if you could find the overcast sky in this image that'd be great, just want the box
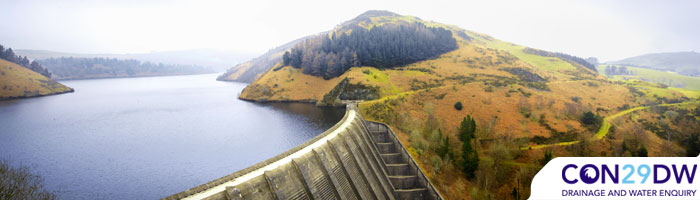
[1,0,698,62]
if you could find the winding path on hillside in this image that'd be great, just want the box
[520,101,695,150]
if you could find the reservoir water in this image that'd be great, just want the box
[0,74,345,199]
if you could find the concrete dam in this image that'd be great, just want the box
[164,104,442,200]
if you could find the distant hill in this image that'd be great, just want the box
[216,35,316,82]
[36,57,215,80]
[16,49,256,72]
[0,58,72,99]
[608,51,700,77]
[598,64,700,91]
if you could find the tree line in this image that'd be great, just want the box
[283,22,458,79]
[604,65,633,76]
[37,57,212,80]
[523,47,597,72]
[0,44,52,78]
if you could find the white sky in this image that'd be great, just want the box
[1,0,698,62]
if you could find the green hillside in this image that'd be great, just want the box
[598,64,700,91]
[0,58,73,99]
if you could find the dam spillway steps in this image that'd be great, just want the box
[166,105,442,200]
[366,123,440,200]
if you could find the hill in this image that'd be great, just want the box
[236,10,700,199]
[598,64,700,91]
[16,49,256,72]
[36,57,214,80]
[0,58,73,99]
[608,51,700,77]
[216,10,450,83]
[1,45,52,77]
[216,35,316,82]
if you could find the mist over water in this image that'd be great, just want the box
[0,74,345,199]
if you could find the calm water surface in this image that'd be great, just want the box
[0,74,345,199]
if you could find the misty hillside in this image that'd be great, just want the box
[608,51,700,77]
[216,35,316,82]
[0,44,73,99]
[37,57,215,80]
[598,64,700,90]
[16,49,256,72]
[0,58,73,99]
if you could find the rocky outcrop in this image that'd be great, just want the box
[319,78,380,106]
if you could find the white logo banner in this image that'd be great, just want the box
[530,156,700,200]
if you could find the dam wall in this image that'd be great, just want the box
[164,104,442,200]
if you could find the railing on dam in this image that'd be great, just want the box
[164,104,442,200]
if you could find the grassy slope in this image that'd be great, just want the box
[239,13,699,199]
[521,101,695,150]
[222,62,254,81]
[0,59,73,99]
[598,64,700,91]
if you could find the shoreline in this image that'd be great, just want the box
[237,96,350,108]
[0,88,74,101]
[52,72,218,81]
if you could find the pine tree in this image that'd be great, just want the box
[459,117,469,141]
[351,52,361,67]
[291,48,303,68]
[469,116,476,138]
[459,115,476,141]
[282,51,291,66]
[436,129,451,160]
[4,48,16,62]
[21,56,30,67]
[462,133,479,179]
[459,115,479,179]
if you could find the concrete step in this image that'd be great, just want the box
[396,188,428,200]
[388,175,417,189]
[371,131,390,143]
[380,153,403,164]
[376,142,396,154]
[385,163,410,176]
